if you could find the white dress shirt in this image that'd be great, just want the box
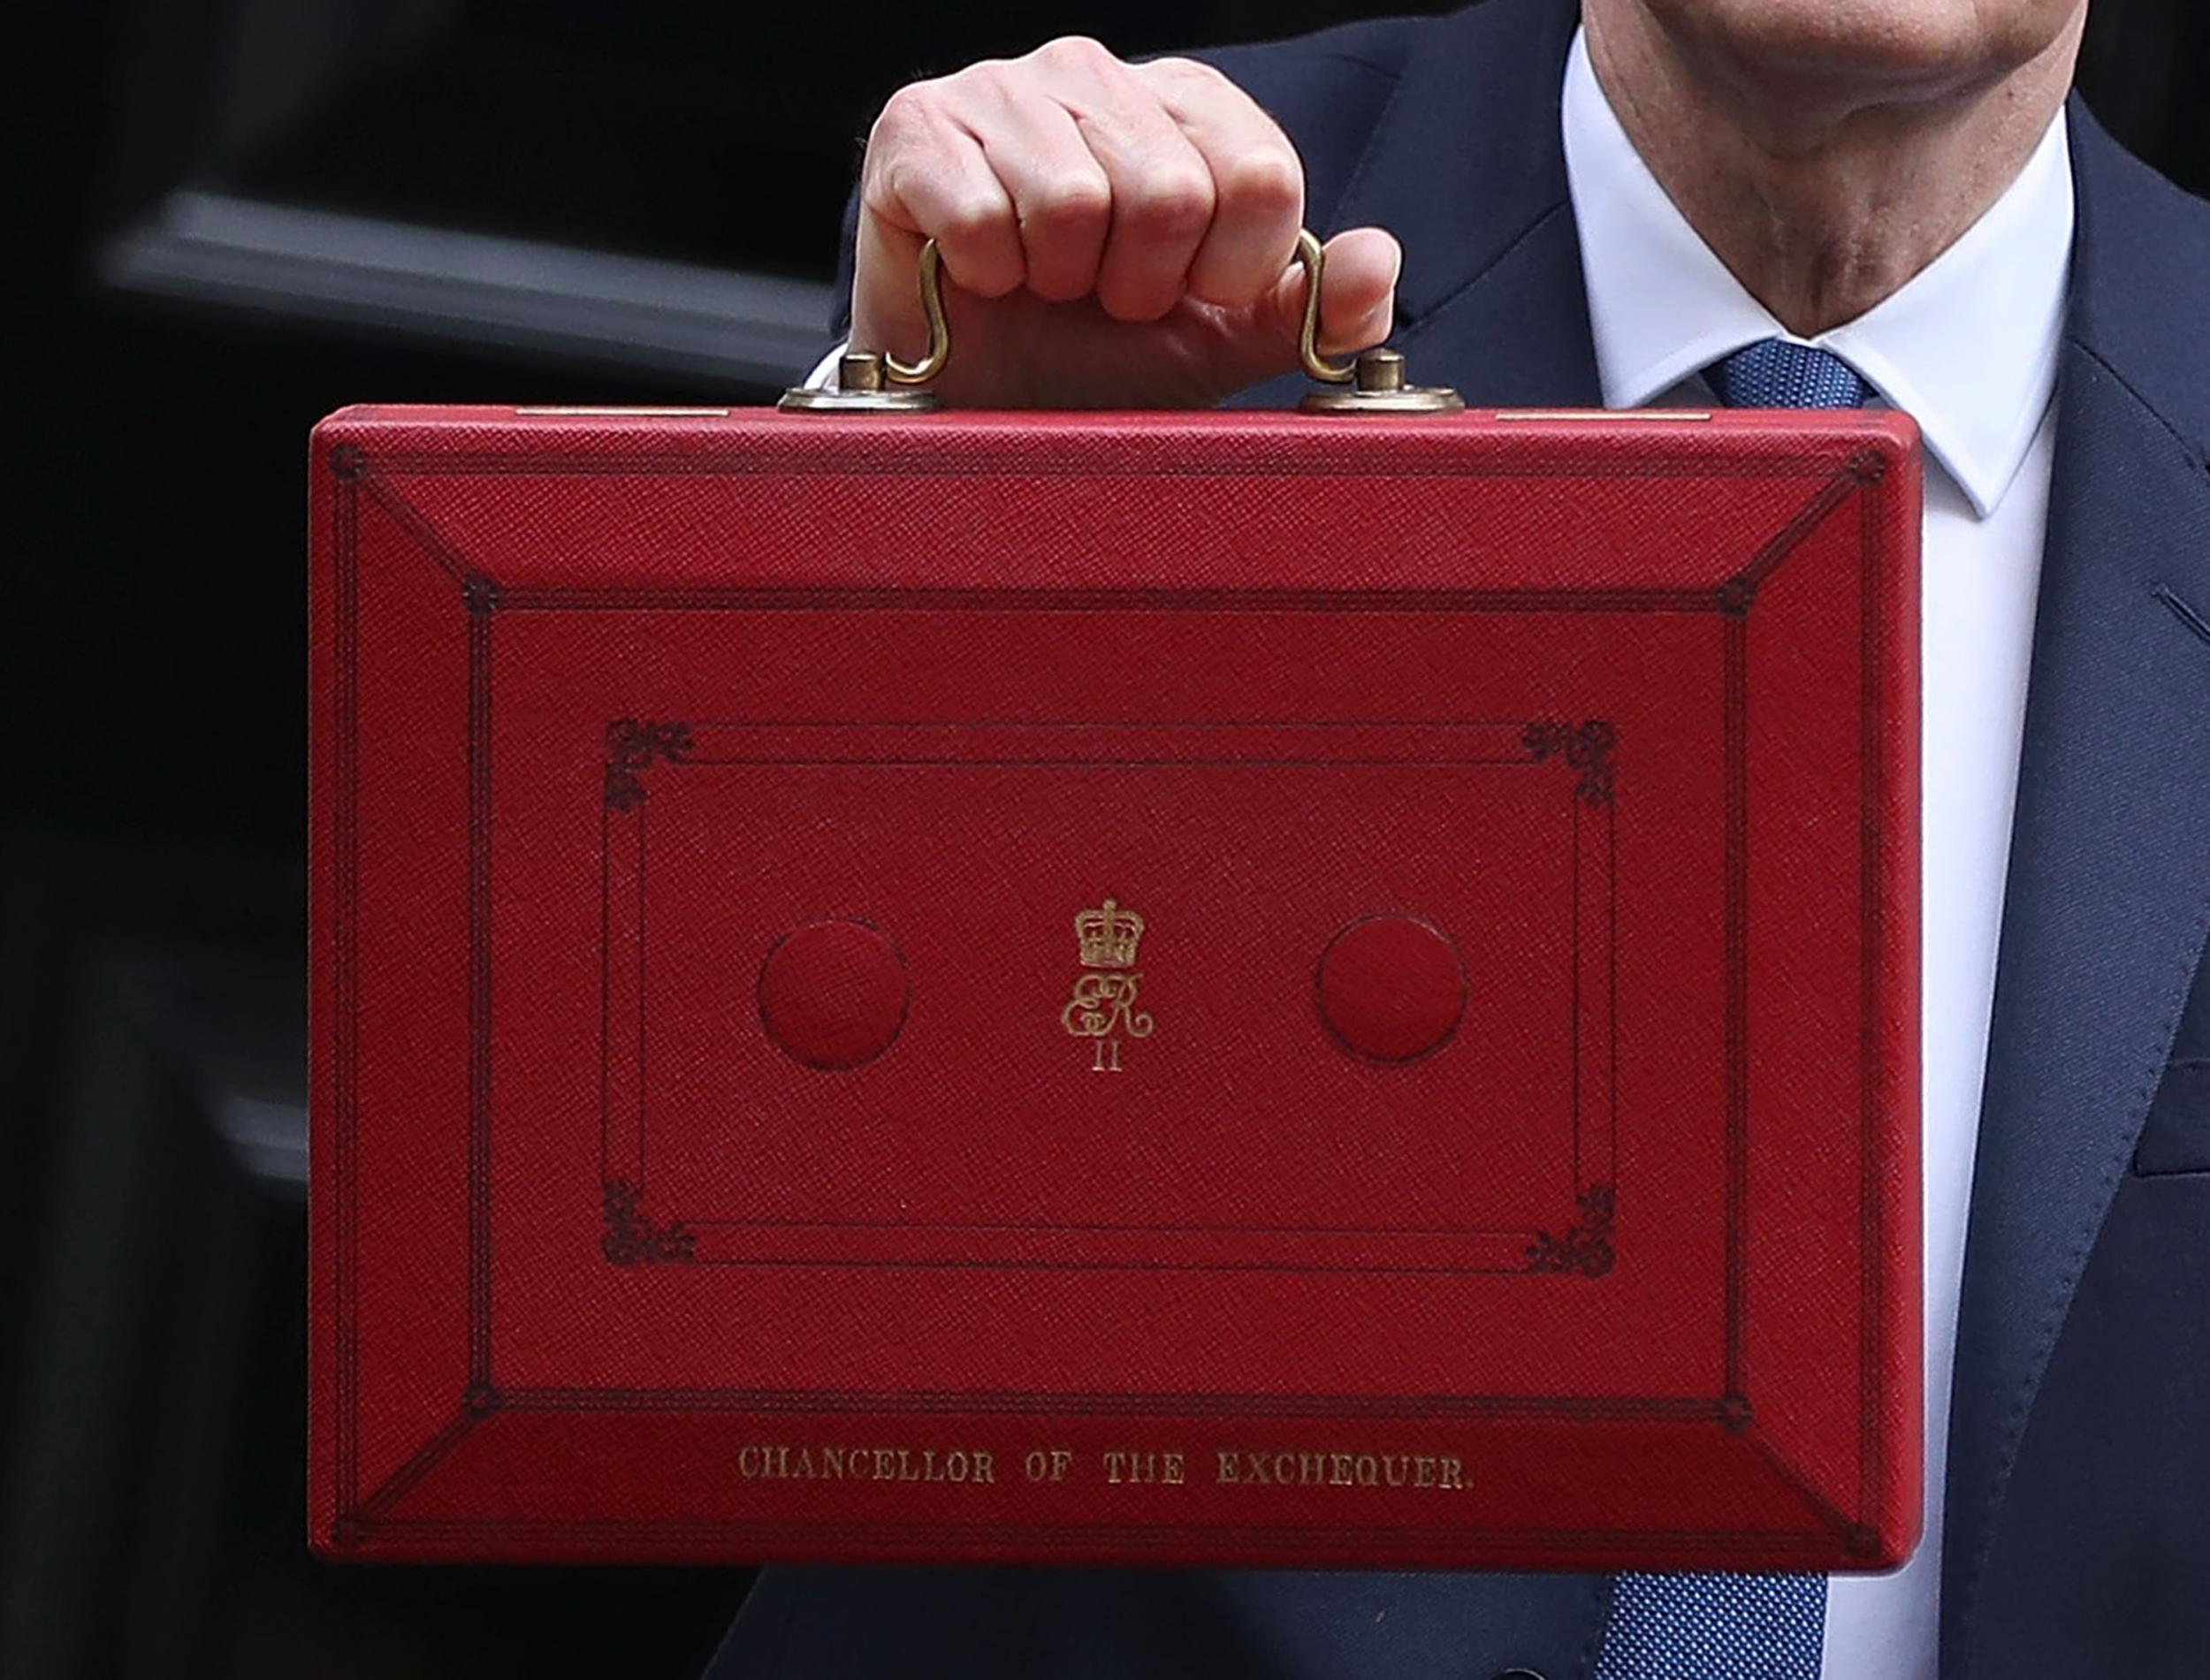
[805,38,2072,1673]
[1562,27,2072,1680]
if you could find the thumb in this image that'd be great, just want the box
[1202,226,1400,395]
[1265,226,1401,362]
[850,213,935,363]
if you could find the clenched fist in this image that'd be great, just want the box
[851,35,1402,407]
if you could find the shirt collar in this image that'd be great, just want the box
[1560,27,2072,517]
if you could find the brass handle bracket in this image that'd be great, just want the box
[1293,230,1463,415]
[781,228,1463,414]
[781,239,950,413]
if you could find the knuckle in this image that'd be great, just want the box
[1028,171,1113,233]
[857,167,900,222]
[1124,169,1216,239]
[1147,55,1231,94]
[1033,34,1115,71]
[948,57,1012,98]
[858,148,914,219]
[1146,54,1262,117]
[1145,53,1210,78]
[1218,150,1303,219]
[937,194,1010,252]
[867,82,936,149]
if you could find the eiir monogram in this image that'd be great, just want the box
[1060,898,1155,1072]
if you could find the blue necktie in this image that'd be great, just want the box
[1589,336,1864,1680]
[1703,337,1871,410]
[1593,1571,1828,1680]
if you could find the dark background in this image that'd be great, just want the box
[3,3,2205,1676]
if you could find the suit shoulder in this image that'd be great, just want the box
[1193,11,1433,94]
[2091,121,2210,275]
[1187,12,1442,227]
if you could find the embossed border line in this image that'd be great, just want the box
[322,445,1892,1558]
[595,718,1619,1277]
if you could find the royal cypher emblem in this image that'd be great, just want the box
[1060,897,1155,1072]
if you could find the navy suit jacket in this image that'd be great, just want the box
[713,2,2210,1674]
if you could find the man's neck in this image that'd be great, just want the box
[1581,1,2084,337]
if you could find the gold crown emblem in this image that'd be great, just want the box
[1074,898,1145,969]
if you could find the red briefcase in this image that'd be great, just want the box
[308,324,1920,1570]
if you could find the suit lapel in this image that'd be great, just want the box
[1942,102,2210,1676]
[1267,25,2210,1669]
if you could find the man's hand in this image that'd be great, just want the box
[852,36,1402,407]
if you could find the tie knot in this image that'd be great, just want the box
[1707,338,1870,410]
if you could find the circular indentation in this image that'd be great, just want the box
[758,919,910,1069]
[1315,914,1467,1063]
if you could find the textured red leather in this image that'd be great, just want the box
[308,403,1922,1572]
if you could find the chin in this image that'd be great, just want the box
[1635,0,2085,96]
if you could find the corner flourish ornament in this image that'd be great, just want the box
[1524,1183,1616,1276]
[601,1179,697,1265]
[604,719,693,810]
[1523,720,1617,806]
